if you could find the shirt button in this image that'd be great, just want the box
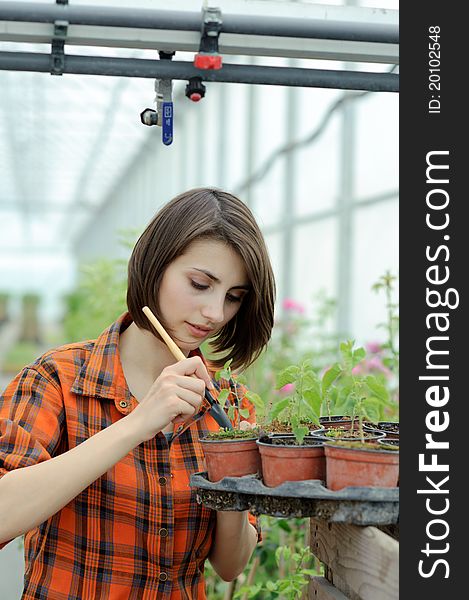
[158,476,167,486]
[119,400,128,409]
[159,528,168,537]
[159,572,168,582]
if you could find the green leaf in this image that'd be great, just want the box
[276,365,300,389]
[239,408,250,419]
[217,389,230,403]
[340,340,355,373]
[300,398,316,421]
[362,397,381,423]
[235,583,262,599]
[292,424,309,445]
[276,546,291,564]
[365,376,390,402]
[303,389,322,417]
[276,519,291,532]
[270,397,291,421]
[266,581,277,592]
[301,569,318,576]
[301,371,320,392]
[245,391,265,410]
[340,340,353,356]
[249,584,262,598]
[278,580,292,592]
[335,392,356,417]
[352,347,366,367]
[321,363,341,394]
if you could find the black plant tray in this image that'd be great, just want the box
[190,472,399,526]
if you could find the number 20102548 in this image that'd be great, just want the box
[428,26,441,114]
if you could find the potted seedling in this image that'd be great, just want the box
[318,364,358,431]
[318,342,399,490]
[199,359,265,482]
[312,341,390,443]
[256,360,326,487]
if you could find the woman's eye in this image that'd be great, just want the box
[227,294,242,303]
[191,280,209,291]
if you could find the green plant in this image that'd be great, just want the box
[62,229,140,342]
[328,340,394,441]
[235,544,315,599]
[214,359,264,430]
[243,292,339,418]
[204,516,318,600]
[270,360,323,445]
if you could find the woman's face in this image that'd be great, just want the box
[158,238,250,354]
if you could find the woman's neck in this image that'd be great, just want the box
[119,321,180,384]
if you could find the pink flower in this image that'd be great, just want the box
[368,356,393,378]
[279,383,295,395]
[366,341,382,354]
[352,364,365,375]
[282,298,305,314]
[352,357,393,378]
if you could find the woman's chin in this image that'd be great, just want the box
[172,335,200,354]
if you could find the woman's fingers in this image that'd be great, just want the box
[169,356,214,390]
[133,356,216,439]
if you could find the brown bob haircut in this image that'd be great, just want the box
[127,187,276,371]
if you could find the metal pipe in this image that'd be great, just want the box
[0,1,398,44]
[0,52,399,92]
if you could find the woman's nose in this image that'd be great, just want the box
[201,295,225,324]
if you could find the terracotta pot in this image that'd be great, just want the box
[324,443,399,490]
[257,436,325,487]
[199,437,261,482]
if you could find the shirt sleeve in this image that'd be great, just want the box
[0,365,65,550]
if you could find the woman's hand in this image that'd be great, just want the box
[128,356,214,442]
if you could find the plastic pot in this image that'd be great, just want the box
[319,416,358,430]
[376,421,400,440]
[310,427,385,443]
[199,437,261,483]
[324,443,399,490]
[257,436,325,488]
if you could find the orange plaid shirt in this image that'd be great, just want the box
[0,313,259,599]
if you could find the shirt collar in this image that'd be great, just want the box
[70,312,212,402]
[71,312,132,400]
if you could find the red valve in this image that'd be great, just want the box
[190,93,202,102]
[194,54,222,70]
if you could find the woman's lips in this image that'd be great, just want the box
[185,322,213,338]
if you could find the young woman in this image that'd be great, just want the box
[0,188,276,599]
